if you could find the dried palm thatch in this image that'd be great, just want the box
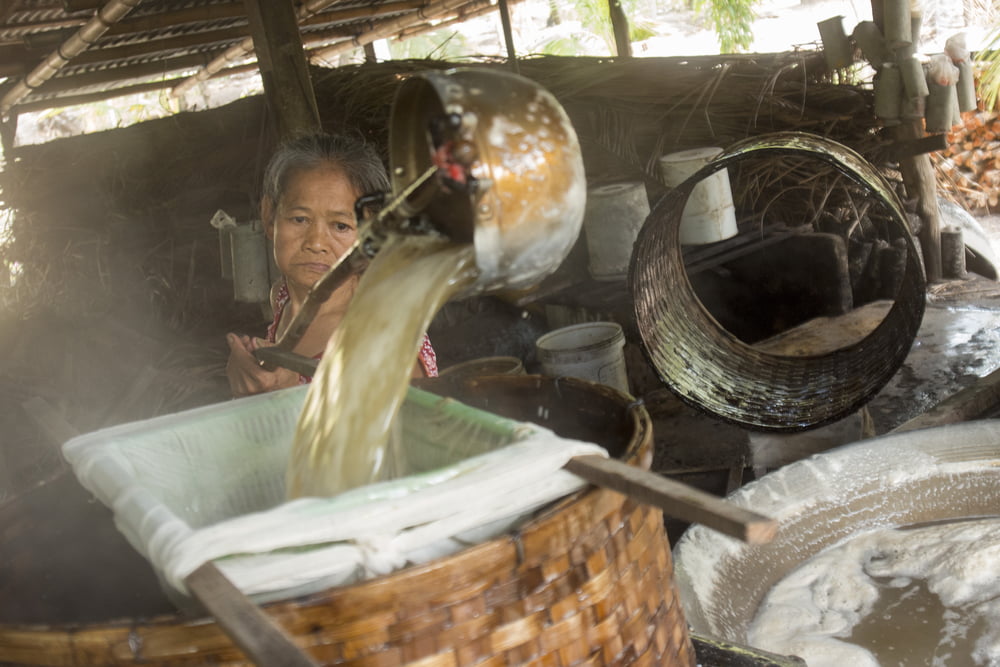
[314,52,884,185]
[312,53,895,247]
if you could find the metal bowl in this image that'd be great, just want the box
[673,420,1000,643]
[389,67,586,295]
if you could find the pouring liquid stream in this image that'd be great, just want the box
[286,233,476,499]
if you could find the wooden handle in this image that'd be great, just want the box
[185,562,319,667]
[564,455,778,545]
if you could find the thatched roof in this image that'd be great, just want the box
[0,0,505,116]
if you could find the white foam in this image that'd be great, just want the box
[749,518,1000,666]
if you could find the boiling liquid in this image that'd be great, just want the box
[748,518,1000,667]
[286,234,475,499]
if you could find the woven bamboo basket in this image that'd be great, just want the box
[0,375,695,667]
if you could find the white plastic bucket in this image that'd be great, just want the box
[657,147,738,245]
[535,322,630,394]
[582,181,650,280]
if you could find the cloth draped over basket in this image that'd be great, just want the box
[62,384,607,605]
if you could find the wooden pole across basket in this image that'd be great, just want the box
[51,413,321,667]
[256,349,780,545]
[566,455,778,545]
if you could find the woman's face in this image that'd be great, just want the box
[264,164,360,297]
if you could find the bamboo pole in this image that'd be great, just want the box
[0,0,142,117]
[106,2,245,36]
[309,0,493,64]
[70,24,248,66]
[609,0,632,58]
[170,0,456,98]
[395,2,497,39]
[498,0,519,74]
[8,0,493,115]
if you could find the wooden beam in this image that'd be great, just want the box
[300,0,427,28]
[62,0,104,11]
[0,0,142,116]
[887,132,949,159]
[106,1,246,37]
[15,78,180,113]
[15,63,260,113]
[565,455,778,544]
[895,120,942,282]
[21,52,210,98]
[608,0,631,57]
[244,0,320,139]
[497,0,518,73]
[393,1,496,39]
[310,0,491,63]
[70,24,248,67]
[0,18,85,45]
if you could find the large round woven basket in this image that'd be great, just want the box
[630,131,926,431]
[0,375,694,667]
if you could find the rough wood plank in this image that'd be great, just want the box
[891,366,1000,433]
[888,132,949,159]
[565,455,778,544]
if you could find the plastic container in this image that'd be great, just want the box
[874,62,903,122]
[229,220,270,303]
[817,16,852,70]
[657,147,738,245]
[536,321,630,394]
[581,181,650,280]
[883,0,911,46]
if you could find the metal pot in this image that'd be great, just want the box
[389,67,587,294]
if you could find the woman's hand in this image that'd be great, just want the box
[225,333,301,397]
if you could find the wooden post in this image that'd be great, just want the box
[608,0,632,57]
[243,0,321,141]
[0,111,16,156]
[497,0,519,74]
[363,42,378,63]
[894,125,942,283]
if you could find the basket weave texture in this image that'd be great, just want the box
[0,376,694,666]
[0,482,694,667]
[277,490,694,666]
[630,131,926,431]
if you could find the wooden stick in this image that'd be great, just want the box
[565,455,778,545]
[50,420,315,665]
[185,563,319,667]
[891,365,1000,433]
[691,631,807,666]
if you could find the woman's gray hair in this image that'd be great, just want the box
[260,132,390,213]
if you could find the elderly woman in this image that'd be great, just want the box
[225,132,437,397]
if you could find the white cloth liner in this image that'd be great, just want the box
[62,384,607,604]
